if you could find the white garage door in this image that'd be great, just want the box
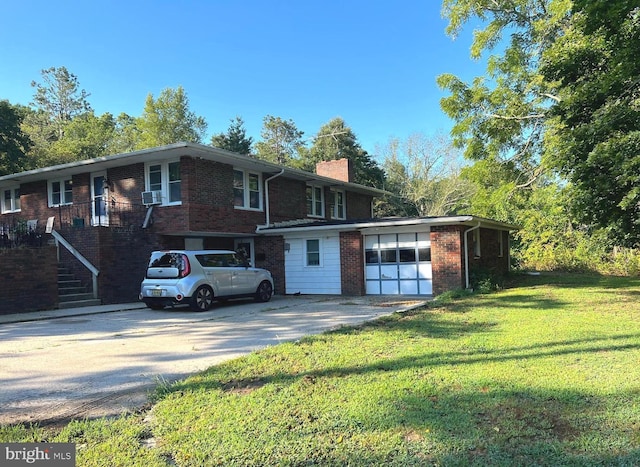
[364,232,432,295]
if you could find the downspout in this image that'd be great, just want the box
[463,222,481,290]
[257,169,285,231]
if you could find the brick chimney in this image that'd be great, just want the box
[315,158,354,183]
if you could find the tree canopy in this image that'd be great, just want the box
[211,116,253,154]
[542,0,640,246]
[0,101,32,175]
[136,86,208,149]
[439,0,640,247]
[308,117,385,188]
[30,66,92,141]
[254,115,304,165]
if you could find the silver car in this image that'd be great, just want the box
[140,250,274,311]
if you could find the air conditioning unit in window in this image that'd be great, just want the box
[141,190,163,205]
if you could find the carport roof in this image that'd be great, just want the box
[257,215,520,234]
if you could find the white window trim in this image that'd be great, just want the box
[1,186,21,213]
[305,238,323,267]
[307,185,325,218]
[48,178,73,207]
[473,229,481,258]
[233,168,263,211]
[145,160,182,206]
[329,188,346,220]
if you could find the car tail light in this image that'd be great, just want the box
[179,254,191,277]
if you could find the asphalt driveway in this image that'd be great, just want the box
[0,295,426,426]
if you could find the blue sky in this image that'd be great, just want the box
[0,0,485,159]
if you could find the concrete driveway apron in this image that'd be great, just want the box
[0,295,426,426]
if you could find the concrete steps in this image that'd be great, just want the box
[58,266,101,308]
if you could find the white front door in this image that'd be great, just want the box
[91,172,108,226]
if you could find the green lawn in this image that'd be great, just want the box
[2,273,640,466]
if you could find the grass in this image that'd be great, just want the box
[2,272,640,465]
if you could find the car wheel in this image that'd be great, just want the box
[255,280,273,302]
[191,285,214,311]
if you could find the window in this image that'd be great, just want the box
[306,185,324,217]
[306,239,321,266]
[168,161,181,203]
[146,161,181,205]
[1,187,20,213]
[233,169,262,210]
[49,178,73,207]
[498,231,504,257]
[473,229,481,257]
[329,189,345,219]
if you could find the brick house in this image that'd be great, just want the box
[0,142,517,311]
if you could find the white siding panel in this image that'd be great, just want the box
[285,234,341,294]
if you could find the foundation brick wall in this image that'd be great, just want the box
[0,246,58,314]
[340,231,365,295]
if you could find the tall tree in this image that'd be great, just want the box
[541,0,640,246]
[210,116,253,154]
[136,86,207,149]
[0,101,32,175]
[378,133,474,216]
[109,113,140,154]
[30,66,92,141]
[439,0,640,246]
[307,117,385,188]
[437,0,569,188]
[254,115,304,165]
[49,112,116,163]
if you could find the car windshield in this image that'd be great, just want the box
[149,252,184,270]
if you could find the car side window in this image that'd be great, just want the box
[197,254,224,267]
[227,253,246,267]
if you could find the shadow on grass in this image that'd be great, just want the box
[160,346,640,465]
[382,386,640,465]
[167,323,640,395]
[506,272,640,291]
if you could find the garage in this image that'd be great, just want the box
[283,233,342,295]
[364,232,432,295]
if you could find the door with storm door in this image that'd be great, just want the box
[91,172,109,226]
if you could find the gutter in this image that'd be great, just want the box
[257,169,285,230]
[463,221,481,290]
[258,215,479,234]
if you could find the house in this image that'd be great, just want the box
[0,142,517,312]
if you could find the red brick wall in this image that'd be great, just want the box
[316,159,354,182]
[340,231,365,295]
[431,225,465,295]
[57,225,165,304]
[346,192,373,219]
[108,163,145,204]
[431,225,512,295]
[0,246,58,314]
[255,236,285,294]
[96,227,164,303]
[268,178,307,223]
[468,228,511,276]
